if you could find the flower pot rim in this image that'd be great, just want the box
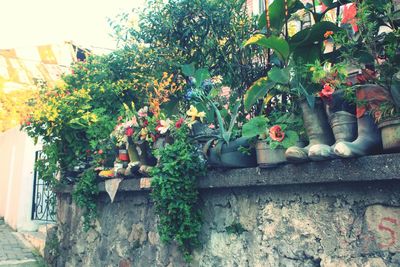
[378,117,400,128]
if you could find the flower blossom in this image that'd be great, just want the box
[324,31,334,38]
[319,83,334,101]
[125,127,134,137]
[138,106,149,118]
[175,118,185,129]
[156,119,172,134]
[186,105,206,122]
[269,125,285,142]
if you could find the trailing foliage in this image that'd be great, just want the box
[150,124,206,261]
[72,169,99,231]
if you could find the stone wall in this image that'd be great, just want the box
[48,154,400,267]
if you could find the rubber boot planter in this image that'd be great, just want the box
[308,90,357,161]
[285,99,335,162]
[334,84,387,158]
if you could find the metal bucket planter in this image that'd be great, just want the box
[378,118,400,152]
[255,141,286,168]
[206,137,257,168]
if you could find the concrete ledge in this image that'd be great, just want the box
[199,153,400,189]
[59,153,400,194]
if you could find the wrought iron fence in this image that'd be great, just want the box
[31,151,56,222]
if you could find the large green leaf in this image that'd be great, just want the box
[194,68,211,86]
[258,0,304,33]
[181,63,195,77]
[290,21,342,49]
[292,42,323,64]
[242,116,269,138]
[243,34,290,61]
[281,130,299,149]
[244,77,276,111]
[268,66,290,84]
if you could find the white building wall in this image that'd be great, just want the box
[0,127,41,231]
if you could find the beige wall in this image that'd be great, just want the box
[0,127,40,231]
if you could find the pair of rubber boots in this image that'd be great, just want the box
[285,85,386,162]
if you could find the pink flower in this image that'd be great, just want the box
[245,114,251,120]
[269,125,285,142]
[138,106,149,118]
[98,149,103,155]
[125,127,134,137]
[208,123,215,129]
[117,116,123,122]
[175,118,185,129]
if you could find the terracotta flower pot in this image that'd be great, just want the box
[378,117,400,153]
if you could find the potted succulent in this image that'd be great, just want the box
[242,112,301,168]
[201,101,257,168]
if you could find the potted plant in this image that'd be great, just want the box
[200,101,257,168]
[332,0,400,156]
[242,112,301,167]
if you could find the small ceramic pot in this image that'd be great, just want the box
[378,118,400,152]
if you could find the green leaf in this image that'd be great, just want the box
[268,66,290,84]
[391,71,400,108]
[258,0,304,34]
[227,101,241,134]
[242,116,269,138]
[244,77,276,111]
[194,68,211,87]
[195,102,214,123]
[282,130,299,148]
[320,0,334,7]
[290,21,342,48]
[181,63,195,77]
[243,34,290,61]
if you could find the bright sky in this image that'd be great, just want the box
[0,0,146,51]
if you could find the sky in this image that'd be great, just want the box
[0,0,146,51]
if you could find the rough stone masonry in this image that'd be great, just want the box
[47,154,400,267]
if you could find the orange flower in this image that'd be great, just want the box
[269,125,285,142]
[324,31,334,38]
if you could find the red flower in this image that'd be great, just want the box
[155,120,162,132]
[324,31,334,38]
[125,127,134,137]
[175,118,184,128]
[319,83,334,101]
[269,125,285,142]
[341,3,358,32]
[98,149,103,155]
[143,120,149,127]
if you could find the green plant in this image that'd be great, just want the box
[151,121,206,262]
[335,0,400,120]
[242,112,301,149]
[242,0,350,111]
[72,169,99,231]
[111,0,267,97]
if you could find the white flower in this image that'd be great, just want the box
[211,75,223,84]
[157,119,172,134]
[138,106,149,118]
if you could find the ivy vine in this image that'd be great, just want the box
[151,124,206,262]
[72,168,99,231]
